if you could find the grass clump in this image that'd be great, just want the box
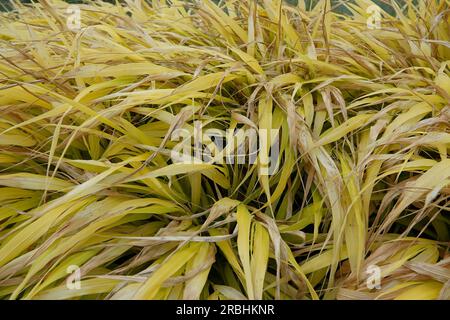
[0,0,449,300]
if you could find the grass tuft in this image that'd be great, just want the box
[0,0,449,300]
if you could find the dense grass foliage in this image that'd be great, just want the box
[0,0,449,300]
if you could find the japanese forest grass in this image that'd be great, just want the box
[0,0,449,300]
